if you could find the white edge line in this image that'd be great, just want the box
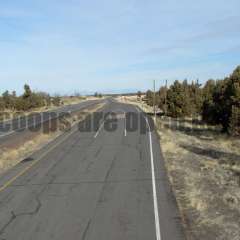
[145,116,162,240]
[124,112,127,137]
[94,120,105,138]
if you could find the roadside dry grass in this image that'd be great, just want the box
[0,96,93,122]
[116,95,153,113]
[157,118,240,240]
[61,96,87,105]
[118,96,240,240]
[0,103,105,175]
[0,133,58,174]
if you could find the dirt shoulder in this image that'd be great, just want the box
[119,97,240,240]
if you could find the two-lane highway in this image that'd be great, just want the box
[0,100,185,239]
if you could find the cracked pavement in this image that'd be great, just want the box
[0,100,185,240]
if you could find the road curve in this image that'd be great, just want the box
[0,99,185,240]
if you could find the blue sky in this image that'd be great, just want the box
[0,0,240,95]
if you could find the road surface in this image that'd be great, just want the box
[0,100,185,240]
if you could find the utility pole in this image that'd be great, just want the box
[165,79,168,117]
[153,80,156,123]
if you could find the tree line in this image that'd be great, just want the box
[144,66,240,136]
[0,84,61,112]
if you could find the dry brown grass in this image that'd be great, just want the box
[61,96,87,105]
[116,95,153,113]
[0,133,58,173]
[157,117,240,240]
[0,96,98,123]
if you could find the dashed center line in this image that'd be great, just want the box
[94,120,105,138]
[124,112,127,137]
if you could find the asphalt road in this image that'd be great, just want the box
[0,99,185,240]
[0,99,102,138]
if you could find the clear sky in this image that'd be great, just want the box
[0,0,240,95]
